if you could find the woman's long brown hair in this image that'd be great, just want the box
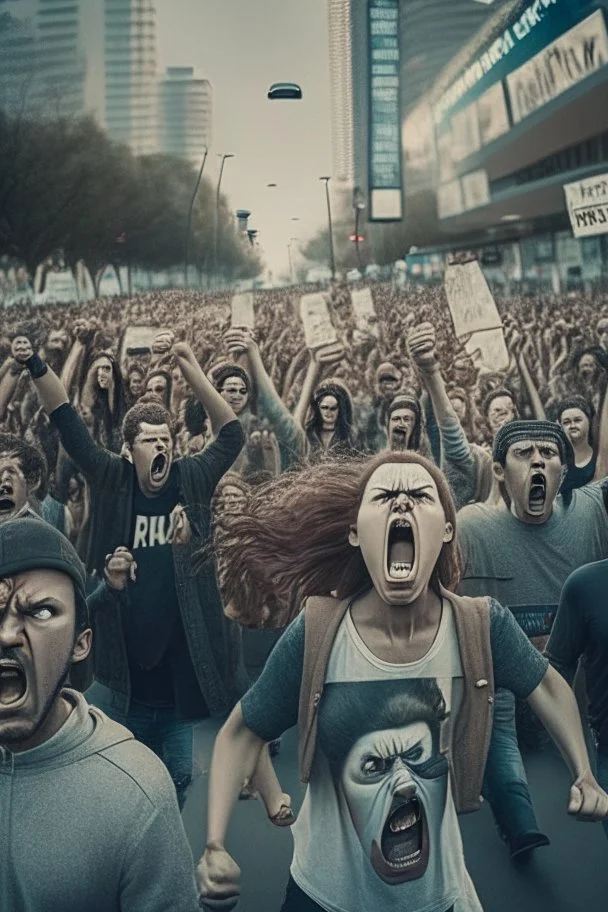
[212,451,461,625]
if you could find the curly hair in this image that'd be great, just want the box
[121,402,175,448]
[215,451,461,625]
[0,433,48,496]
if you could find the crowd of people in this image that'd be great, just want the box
[2,278,608,911]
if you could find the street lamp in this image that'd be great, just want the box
[213,153,234,285]
[354,201,365,271]
[184,144,208,288]
[319,176,336,280]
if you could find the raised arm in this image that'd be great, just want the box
[593,380,608,480]
[508,328,546,421]
[293,351,323,429]
[165,335,237,435]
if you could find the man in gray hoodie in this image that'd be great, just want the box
[0,518,200,912]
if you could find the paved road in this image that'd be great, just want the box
[182,720,607,912]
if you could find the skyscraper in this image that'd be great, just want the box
[159,67,212,167]
[0,1,158,155]
[327,0,354,185]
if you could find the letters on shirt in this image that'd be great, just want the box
[132,513,174,549]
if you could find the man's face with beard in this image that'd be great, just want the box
[46,330,68,353]
[341,720,448,884]
[379,378,399,399]
[493,438,564,525]
[388,408,417,451]
[0,569,91,752]
[129,422,173,497]
[0,454,30,524]
[95,357,113,391]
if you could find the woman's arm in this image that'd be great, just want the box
[527,665,608,820]
[196,704,266,906]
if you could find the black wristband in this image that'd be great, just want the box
[24,354,48,379]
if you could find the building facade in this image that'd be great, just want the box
[159,67,212,167]
[328,0,355,184]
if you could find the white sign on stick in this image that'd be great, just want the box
[465,327,510,373]
[444,260,502,339]
[564,173,608,238]
[350,287,379,339]
[231,292,255,328]
[299,293,338,350]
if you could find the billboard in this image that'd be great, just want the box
[564,172,608,237]
[368,0,403,221]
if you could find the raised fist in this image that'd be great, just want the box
[11,335,34,364]
[151,331,175,355]
[407,323,438,372]
[196,847,241,912]
[223,327,256,356]
[104,546,137,591]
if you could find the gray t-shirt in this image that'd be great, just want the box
[457,484,608,638]
[241,598,548,912]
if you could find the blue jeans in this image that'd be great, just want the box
[86,682,193,811]
[482,688,541,842]
[596,743,608,840]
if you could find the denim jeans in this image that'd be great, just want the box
[279,878,453,912]
[482,687,541,842]
[596,743,608,840]
[86,682,193,811]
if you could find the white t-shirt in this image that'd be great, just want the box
[290,599,483,912]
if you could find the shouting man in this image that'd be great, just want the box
[0,518,200,911]
[17,331,247,810]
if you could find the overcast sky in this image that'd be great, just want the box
[156,0,333,277]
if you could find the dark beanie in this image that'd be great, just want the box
[0,518,87,600]
[387,394,421,423]
[492,420,573,467]
[211,363,250,392]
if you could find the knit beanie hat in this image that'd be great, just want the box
[211,363,251,393]
[492,420,573,467]
[387,394,421,424]
[0,518,87,599]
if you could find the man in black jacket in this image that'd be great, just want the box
[17,332,247,810]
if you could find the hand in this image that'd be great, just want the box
[172,340,196,364]
[407,322,438,372]
[151,331,175,355]
[73,319,96,344]
[104,547,137,590]
[196,847,241,911]
[11,336,34,364]
[167,504,192,546]
[223,327,256,357]
[568,770,608,822]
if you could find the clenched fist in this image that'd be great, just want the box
[407,323,439,373]
[196,847,241,911]
[151,331,175,355]
[104,547,137,591]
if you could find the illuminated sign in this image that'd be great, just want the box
[368,0,403,221]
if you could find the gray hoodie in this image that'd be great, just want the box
[0,690,200,911]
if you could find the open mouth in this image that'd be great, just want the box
[371,796,429,883]
[528,473,546,513]
[0,495,15,515]
[386,518,415,580]
[0,660,27,707]
[150,453,167,483]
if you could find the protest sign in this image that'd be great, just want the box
[444,260,503,338]
[231,292,255,328]
[350,287,379,339]
[299,293,338,349]
[564,173,608,238]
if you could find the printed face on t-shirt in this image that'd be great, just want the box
[318,678,449,887]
